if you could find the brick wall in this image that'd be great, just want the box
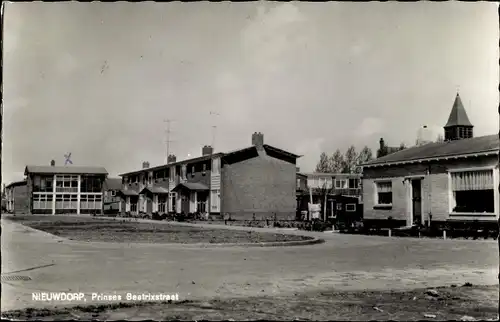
[363,155,498,224]
[221,150,296,220]
[363,177,407,221]
[12,184,30,214]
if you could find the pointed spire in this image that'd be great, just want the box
[444,92,473,128]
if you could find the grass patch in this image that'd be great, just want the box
[6,215,313,244]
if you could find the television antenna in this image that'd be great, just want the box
[64,152,73,165]
[209,111,220,151]
[163,119,176,164]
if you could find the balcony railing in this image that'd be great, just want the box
[55,187,78,193]
[332,188,362,196]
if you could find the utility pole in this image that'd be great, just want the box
[163,119,175,164]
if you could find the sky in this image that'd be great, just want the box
[2,1,499,184]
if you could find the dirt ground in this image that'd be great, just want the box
[2,285,497,321]
[5,215,312,244]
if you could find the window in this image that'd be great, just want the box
[348,178,359,189]
[33,194,53,209]
[197,192,208,213]
[346,204,356,212]
[450,170,494,214]
[169,192,177,212]
[33,176,54,192]
[80,176,102,193]
[55,175,79,193]
[335,179,347,189]
[130,200,138,212]
[80,194,102,210]
[297,179,301,187]
[375,181,392,205]
[336,203,342,210]
[158,195,167,213]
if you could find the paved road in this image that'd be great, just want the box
[1,218,498,312]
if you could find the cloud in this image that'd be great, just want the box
[349,38,371,56]
[3,4,23,57]
[55,52,79,75]
[241,3,314,76]
[295,137,325,172]
[355,117,385,138]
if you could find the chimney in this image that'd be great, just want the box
[202,145,213,156]
[142,161,150,169]
[379,138,385,150]
[167,154,177,164]
[251,132,264,150]
[50,160,55,167]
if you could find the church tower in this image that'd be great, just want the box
[443,92,473,141]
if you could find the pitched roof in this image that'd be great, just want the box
[103,178,122,191]
[299,172,362,178]
[263,144,301,158]
[118,189,139,196]
[172,182,209,191]
[119,144,300,177]
[444,93,473,128]
[139,185,170,194]
[5,180,27,189]
[25,165,108,175]
[363,134,498,167]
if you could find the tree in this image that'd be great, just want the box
[399,142,407,151]
[436,134,444,142]
[315,152,331,173]
[342,146,358,174]
[355,146,373,173]
[329,149,345,173]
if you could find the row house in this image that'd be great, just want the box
[119,132,301,220]
[24,161,108,214]
[362,93,499,230]
[103,178,123,214]
[4,180,29,214]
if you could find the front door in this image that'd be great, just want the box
[181,193,190,214]
[411,179,422,225]
[146,196,153,214]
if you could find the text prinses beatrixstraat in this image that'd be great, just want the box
[32,292,180,302]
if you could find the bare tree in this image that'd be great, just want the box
[314,180,333,222]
